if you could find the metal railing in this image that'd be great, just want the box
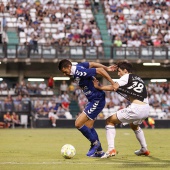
[0,44,169,62]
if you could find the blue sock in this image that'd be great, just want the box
[91,128,103,151]
[78,125,97,143]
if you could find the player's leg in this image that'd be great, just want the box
[85,120,104,157]
[75,112,96,143]
[77,98,105,157]
[101,113,121,158]
[130,123,150,156]
[75,112,101,156]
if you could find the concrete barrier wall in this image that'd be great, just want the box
[35,119,170,128]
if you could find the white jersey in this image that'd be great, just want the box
[110,74,150,125]
[116,74,149,104]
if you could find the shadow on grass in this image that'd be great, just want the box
[95,155,170,168]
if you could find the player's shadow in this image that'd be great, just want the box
[96,155,170,168]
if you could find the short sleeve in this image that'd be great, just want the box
[78,62,89,69]
[116,74,129,86]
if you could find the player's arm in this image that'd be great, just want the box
[95,67,115,86]
[89,62,117,72]
[93,77,119,91]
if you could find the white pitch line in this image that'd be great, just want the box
[0,162,170,165]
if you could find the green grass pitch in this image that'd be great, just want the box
[0,128,170,170]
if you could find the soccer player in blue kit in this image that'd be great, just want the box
[58,59,116,157]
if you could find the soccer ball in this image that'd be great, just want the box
[61,144,76,159]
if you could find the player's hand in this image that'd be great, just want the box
[107,65,118,72]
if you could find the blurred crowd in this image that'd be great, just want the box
[103,0,170,47]
[1,0,104,55]
[0,79,170,128]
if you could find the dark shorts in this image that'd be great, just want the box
[84,96,105,120]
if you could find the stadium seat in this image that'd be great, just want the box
[20,115,28,128]
[55,13,62,18]
[19,32,26,38]
[7,23,14,27]
[77,47,83,55]
[38,38,46,44]
[41,91,47,95]
[71,49,77,55]
[20,38,26,44]
[1,91,8,95]
[43,17,50,23]
[11,18,17,22]
[123,8,130,15]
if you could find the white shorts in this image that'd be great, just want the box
[116,103,150,126]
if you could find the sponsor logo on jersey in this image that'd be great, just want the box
[87,101,99,114]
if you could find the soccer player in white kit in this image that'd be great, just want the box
[93,61,150,158]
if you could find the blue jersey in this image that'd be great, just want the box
[73,62,105,101]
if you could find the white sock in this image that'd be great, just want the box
[105,125,116,151]
[134,127,147,149]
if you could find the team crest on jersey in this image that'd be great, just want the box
[76,70,87,76]
[87,101,99,114]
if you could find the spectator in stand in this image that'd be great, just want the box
[0,80,8,91]
[0,122,6,128]
[38,81,47,92]
[93,0,100,14]
[9,4,16,15]
[75,86,82,98]
[48,108,58,127]
[61,91,70,103]
[4,95,13,112]
[50,11,57,23]
[94,37,104,56]
[2,31,8,57]
[113,36,122,47]
[3,111,12,128]
[141,39,148,46]
[78,93,88,111]
[17,19,27,33]
[73,2,79,12]
[84,0,91,9]
[56,104,67,118]
[153,37,162,47]
[48,76,54,89]
[19,80,28,95]
[2,16,7,31]
[61,99,70,112]
[11,112,20,127]
[16,6,24,18]
[0,3,5,13]
[60,80,68,94]
[110,2,117,13]
[84,25,93,38]
[69,81,76,99]
[29,35,39,53]
[13,94,22,111]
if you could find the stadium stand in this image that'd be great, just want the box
[0,0,170,61]
[0,0,169,128]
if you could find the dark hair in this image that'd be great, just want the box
[58,59,72,71]
[117,61,133,73]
